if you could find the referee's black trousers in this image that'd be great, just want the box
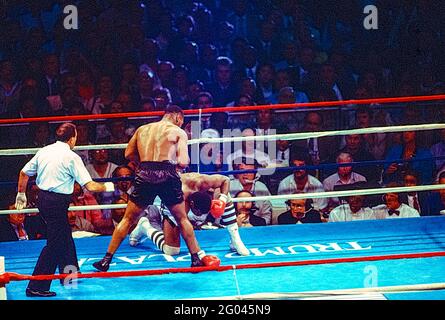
[28,190,79,291]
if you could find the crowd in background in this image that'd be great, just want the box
[1,0,445,241]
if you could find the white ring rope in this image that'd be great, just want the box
[0,123,444,156]
[1,184,445,215]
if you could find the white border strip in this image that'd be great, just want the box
[1,184,445,215]
[1,123,445,156]
[0,256,6,300]
[192,282,445,300]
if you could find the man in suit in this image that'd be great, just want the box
[38,54,60,98]
[403,170,431,216]
[0,209,46,242]
[205,56,238,107]
[293,111,339,167]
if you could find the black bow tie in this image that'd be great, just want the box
[388,209,400,216]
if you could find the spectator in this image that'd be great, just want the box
[27,122,51,148]
[255,63,276,103]
[403,170,431,216]
[195,91,213,110]
[226,127,271,171]
[182,80,204,109]
[86,149,119,180]
[136,70,155,103]
[430,128,445,174]
[0,206,46,242]
[206,56,237,106]
[329,192,376,222]
[189,128,228,173]
[293,112,338,166]
[112,165,134,199]
[38,53,61,97]
[372,184,420,219]
[0,59,21,116]
[70,182,107,233]
[111,196,127,227]
[234,190,267,227]
[170,65,190,105]
[76,68,95,102]
[275,41,299,71]
[84,74,114,114]
[152,87,172,111]
[384,131,434,185]
[116,92,134,113]
[139,97,156,112]
[229,157,273,225]
[67,210,96,233]
[355,106,388,160]
[226,0,260,40]
[278,148,328,212]
[323,152,367,208]
[328,133,377,182]
[236,45,260,81]
[86,148,119,235]
[119,62,139,97]
[428,172,445,216]
[255,109,276,136]
[103,119,131,164]
[251,20,281,63]
[73,121,94,165]
[195,44,218,84]
[157,60,175,90]
[278,198,322,224]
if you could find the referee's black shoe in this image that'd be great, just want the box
[26,288,56,297]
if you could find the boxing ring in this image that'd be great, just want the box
[1,216,445,300]
[1,94,445,300]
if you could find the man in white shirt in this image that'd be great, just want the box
[226,127,271,172]
[329,195,376,222]
[277,149,328,211]
[229,158,273,225]
[323,152,367,207]
[15,123,113,297]
[372,191,420,219]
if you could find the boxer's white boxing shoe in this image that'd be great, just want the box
[227,224,250,256]
[129,217,149,246]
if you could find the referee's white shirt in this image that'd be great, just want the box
[22,141,93,195]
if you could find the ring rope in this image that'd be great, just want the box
[1,250,445,286]
[1,122,445,156]
[0,94,443,125]
[0,156,443,188]
[2,184,445,215]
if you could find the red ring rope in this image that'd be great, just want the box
[2,250,445,286]
[0,94,444,125]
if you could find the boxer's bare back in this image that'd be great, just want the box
[126,120,189,166]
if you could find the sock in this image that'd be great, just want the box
[103,252,113,263]
[220,199,237,227]
[140,218,166,251]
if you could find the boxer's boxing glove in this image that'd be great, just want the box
[210,194,229,218]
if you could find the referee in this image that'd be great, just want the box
[15,123,115,297]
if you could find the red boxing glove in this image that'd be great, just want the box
[202,255,221,267]
[210,199,226,218]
